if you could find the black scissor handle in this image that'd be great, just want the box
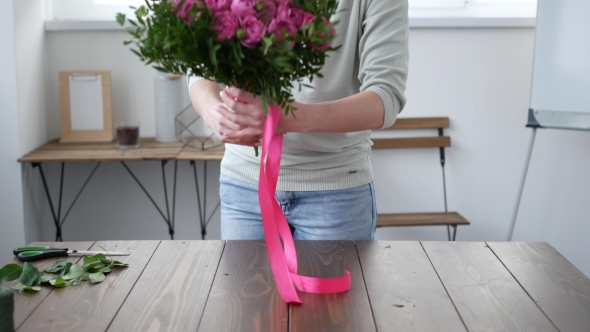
[17,250,69,262]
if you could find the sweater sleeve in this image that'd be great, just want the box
[186,75,204,92]
[358,0,409,129]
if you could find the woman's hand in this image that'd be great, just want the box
[215,87,266,145]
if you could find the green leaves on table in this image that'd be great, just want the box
[0,264,22,284]
[44,259,72,275]
[82,253,128,283]
[4,262,44,292]
[0,253,129,293]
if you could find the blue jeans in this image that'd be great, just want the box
[219,174,377,240]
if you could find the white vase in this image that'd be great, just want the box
[154,74,183,142]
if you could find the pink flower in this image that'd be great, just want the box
[299,11,315,27]
[268,17,297,39]
[240,16,265,48]
[214,11,240,40]
[205,0,231,12]
[231,0,257,18]
[276,4,289,19]
[275,0,292,5]
[311,16,336,50]
[256,0,276,24]
[276,5,308,28]
[174,0,202,22]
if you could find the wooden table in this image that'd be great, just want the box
[17,139,225,241]
[8,241,590,331]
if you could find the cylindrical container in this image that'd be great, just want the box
[155,74,183,142]
[116,122,140,149]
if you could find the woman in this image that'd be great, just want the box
[188,0,409,240]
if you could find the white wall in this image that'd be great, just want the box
[20,26,590,277]
[15,0,48,155]
[0,1,26,263]
[14,0,49,247]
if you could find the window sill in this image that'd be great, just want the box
[44,17,536,32]
[44,4,537,31]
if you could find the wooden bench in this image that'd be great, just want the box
[372,117,470,241]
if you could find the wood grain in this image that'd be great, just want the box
[290,241,375,332]
[17,138,183,163]
[487,242,590,332]
[198,241,288,332]
[108,240,225,332]
[376,212,470,227]
[356,241,466,331]
[421,242,557,331]
[387,117,450,130]
[371,137,451,150]
[176,144,225,161]
[18,241,160,332]
[8,241,95,329]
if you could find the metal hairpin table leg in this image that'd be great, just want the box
[190,160,221,240]
[120,160,178,240]
[32,162,102,242]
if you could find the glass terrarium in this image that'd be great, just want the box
[175,104,222,150]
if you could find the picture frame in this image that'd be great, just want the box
[59,70,113,143]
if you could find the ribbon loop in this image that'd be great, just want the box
[224,87,351,303]
[259,105,351,303]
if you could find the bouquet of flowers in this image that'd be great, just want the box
[118,0,349,304]
[117,0,339,116]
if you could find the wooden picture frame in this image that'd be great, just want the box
[59,70,113,143]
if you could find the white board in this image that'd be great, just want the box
[69,74,105,131]
[529,0,590,131]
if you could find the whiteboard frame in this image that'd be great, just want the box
[527,0,590,132]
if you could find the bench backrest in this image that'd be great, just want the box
[372,117,451,149]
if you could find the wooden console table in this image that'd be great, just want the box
[18,139,225,241]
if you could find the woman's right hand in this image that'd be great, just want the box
[189,79,261,147]
[204,102,262,147]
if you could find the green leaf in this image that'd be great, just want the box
[83,262,106,273]
[111,261,129,268]
[60,262,72,276]
[0,264,22,285]
[44,259,73,274]
[51,277,67,288]
[116,12,126,26]
[83,254,106,266]
[19,262,41,287]
[40,273,55,283]
[11,283,41,292]
[261,37,273,55]
[135,5,148,18]
[62,265,84,281]
[80,272,90,281]
[89,272,106,284]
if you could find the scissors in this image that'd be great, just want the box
[13,246,129,262]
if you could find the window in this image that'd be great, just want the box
[49,0,143,21]
[47,0,538,22]
[409,0,466,9]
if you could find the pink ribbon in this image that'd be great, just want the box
[224,87,351,303]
